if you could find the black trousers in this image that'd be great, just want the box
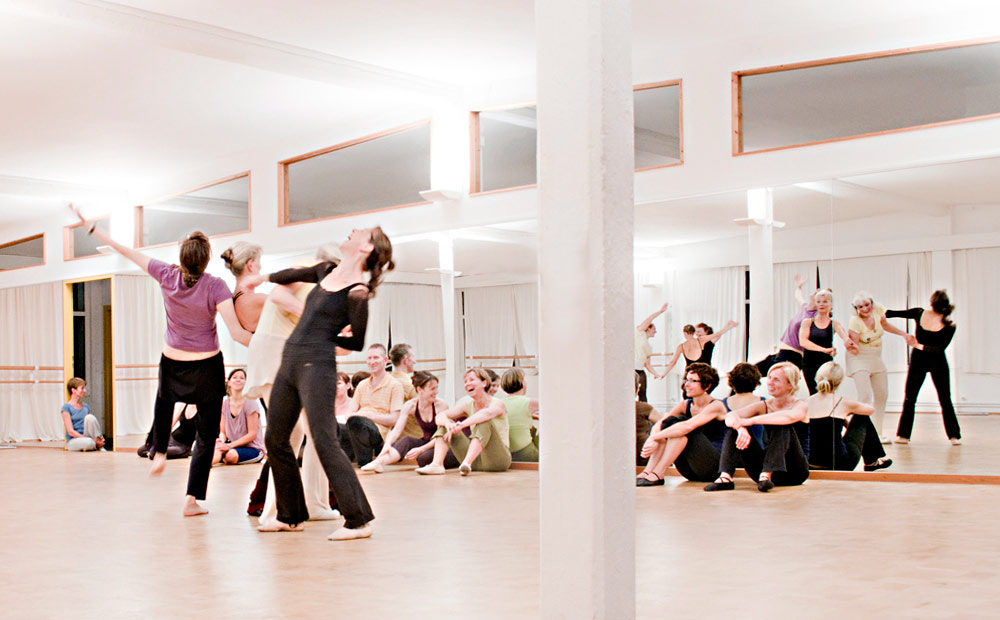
[810,416,886,471]
[673,431,722,483]
[345,416,384,467]
[265,352,374,529]
[719,425,809,486]
[802,350,833,395]
[636,369,648,403]
[755,348,804,377]
[897,351,960,440]
[152,353,225,500]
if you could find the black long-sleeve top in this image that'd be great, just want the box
[885,307,955,354]
[274,261,368,354]
[267,261,337,286]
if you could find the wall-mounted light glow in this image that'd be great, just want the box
[746,187,771,220]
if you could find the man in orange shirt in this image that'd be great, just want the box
[344,343,404,466]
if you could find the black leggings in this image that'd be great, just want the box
[809,416,886,471]
[802,351,833,395]
[265,352,373,529]
[718,426,809,487]
[897,351,960,440]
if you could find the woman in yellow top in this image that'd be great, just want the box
[500,368,540,462]
[846,291,908,443]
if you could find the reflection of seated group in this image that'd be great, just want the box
[61,377,106,452]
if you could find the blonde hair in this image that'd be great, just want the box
[814,362,843,394]
[220,241,262,277]
[768,362,801,391]
[815,288,833,303]
[465,368,492,385]
[501,367,525,394]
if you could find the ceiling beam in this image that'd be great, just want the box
[0,0,460,100]
[793,179,950,217]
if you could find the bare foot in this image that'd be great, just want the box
[415,464,445,475]
[257,518,304,532]
[149,453,167,476]
[360,460,384,473]
[328,524,372,541]
[183,498,209,517]
[309,508,341,521]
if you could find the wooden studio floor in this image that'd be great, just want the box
[2,450,1000,619]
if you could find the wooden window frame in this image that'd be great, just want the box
[470,80,684,195]
[63,215,111,262]
[732,36,1000,156]
[134,171,252,250]
[0,233,45,273]
[278,120,433,228]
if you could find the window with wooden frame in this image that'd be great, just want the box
[470,81,683,194]
[135,172,250,248]
[280,120,432,225]
[734,38,1000,155]
[64,216,111,260]
[0,233,44,271]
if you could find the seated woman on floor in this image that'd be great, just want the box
[636,363,727,486]
[806,362,892,472]
[705,362,810,493]
[62,377,105,452]
[500,368,540,462]
[212,368,265,465]
[360,371,456,473]
[414,368,511,476]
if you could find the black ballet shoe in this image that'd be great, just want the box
[704,478,735,492]
[636,474,664,487]
[757,478,775,493]
[864,458,893,472]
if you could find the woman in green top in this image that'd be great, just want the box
[500,368,540,462]
[415,368,511,476]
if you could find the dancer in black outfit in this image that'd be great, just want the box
[887,290,960,444]
[260,228,394,540]
[799,289,856,394]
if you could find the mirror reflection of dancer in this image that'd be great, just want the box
[755,274,817,375]
[886,290,960,445]
[635,303,668,403]
[72,206,252,516]
[262,228,394,540]
[798,289,857,394]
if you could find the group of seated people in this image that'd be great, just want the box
[635,359,893,492]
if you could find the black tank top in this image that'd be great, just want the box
[414,401,438,440]
[808,319,833,349]
[285,282,368,354]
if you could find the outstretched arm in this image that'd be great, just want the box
[637,303,668,332]
[700,320,739,345]
[71,205,151,273]
[793,273,807,306]
[834,320,858,354]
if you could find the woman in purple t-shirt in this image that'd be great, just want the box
[73,206,252,517]
[213,368,265,465]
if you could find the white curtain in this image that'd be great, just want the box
[461,286,518,364]
[907,252,934,311]
[385,283,445,364]
[512,283,538,358]
[112,275,165,436]
[662,266,746,397]
[954,247,1000,374]
[826,254,910,371]
[772,260,819,338]
[0,283,64,441]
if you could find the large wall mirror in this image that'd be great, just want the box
[135,173,250,248]
[0,233,44,271]
[636,155,1000,478]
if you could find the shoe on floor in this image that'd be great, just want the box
[415,464,446,475]
[459,463,472,476]
[704,479,735,492]
[894,437,910,445]
[880,436,892,445]
[950,437,962,446]
[636,475,664,487]
[864,457,893,472]
[257,519,304,532]
[757,478,775,493]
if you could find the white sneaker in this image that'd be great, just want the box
[950,437,962,446]
[894,437,910,445]
[459,463,472,476]
[415,464,445,475]
[360,461,384,473]
[880,436,892,445]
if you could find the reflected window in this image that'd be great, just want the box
[0,233,44,271]
[736,40,1000,154]
[474,105,538,193]
[136,174,250,248]
[65,217,110,260]
[282,122,431,224]
[634,81,682,169]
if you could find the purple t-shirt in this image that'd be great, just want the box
[148,259,232,352]
[222,398,265,452]
[780,303,818,351]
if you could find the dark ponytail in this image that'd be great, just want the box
[930,289,954,326]
[179,231,211,288]
[364,226,394,297]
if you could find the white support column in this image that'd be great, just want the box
[747,188,776,364]
[437,234,458,404]
[536,0,635,618]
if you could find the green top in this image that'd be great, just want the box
[468,398,510,450]
[502,395,533,452]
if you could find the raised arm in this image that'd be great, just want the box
[267,263,331,285]
[793,273,807,306]
[216,298,252,346]
[700,320,739,345]
[637,303,668,332]
[71,205,151,273]
[885,308,923,321]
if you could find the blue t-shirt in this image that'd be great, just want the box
[62,402,91,441]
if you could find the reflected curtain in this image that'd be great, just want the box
[461,286,518,368]
[954,247,1000,374]
[0,283,64,442]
